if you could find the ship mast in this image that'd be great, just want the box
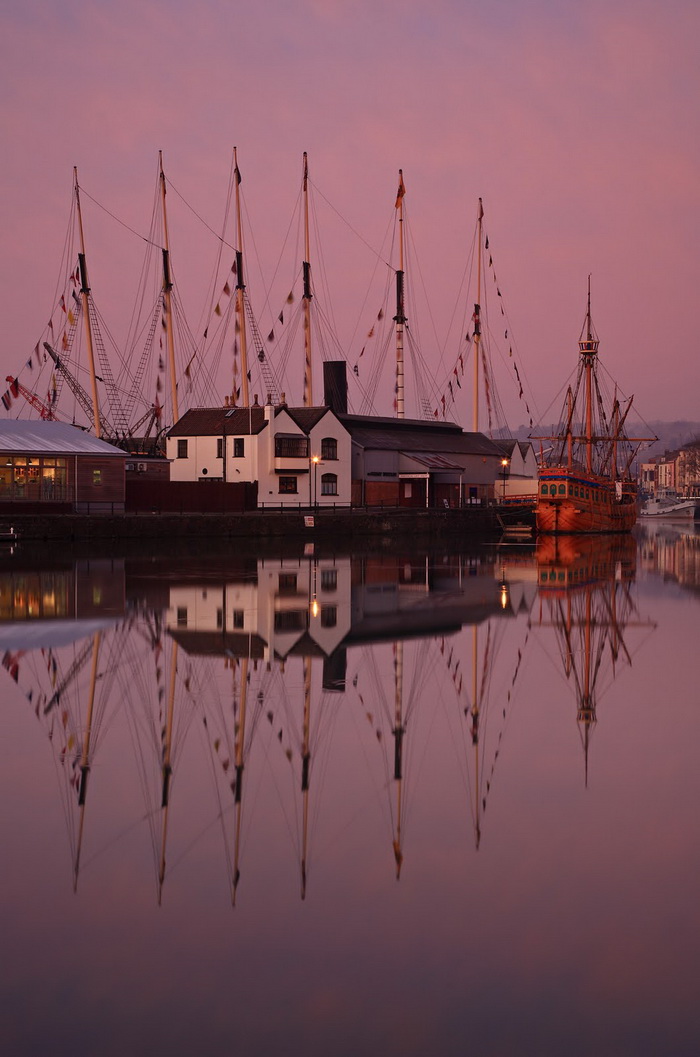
[232,655,248,904]
[394,170,406,419]
[580,277,599,476]
[473,198,484,432]
[74,168,101,437]
[302,153,313,407]
[392,640,405,876]
[233,148,250,407]
[159,152,179,423]
[73,630,102,891]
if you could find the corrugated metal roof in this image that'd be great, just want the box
[0,420,128,457]
[402,451,465,471]
[346,420,502,457]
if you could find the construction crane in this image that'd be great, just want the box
[43,342,113,438]
[5,376,56,420]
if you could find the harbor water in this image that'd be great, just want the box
[1,523,699,1056]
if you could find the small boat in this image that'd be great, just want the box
[533,283,652,534]
[639,491,698,520]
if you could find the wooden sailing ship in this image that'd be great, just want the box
[534,284,651,533]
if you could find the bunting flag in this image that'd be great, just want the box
[48,319,54,338]
[278,309,284,324]
[72,290,81,306]
[223,281,231,297]
[267,328,274,342]
[286,290,294,304]
[485,236,489,249]
[34,342,41,367]
[61,333,68,351]
[353,365,359,376]
[67,310,75,326]
[59,295,66,314]
[377,308,384,320]
[214,303,222,316]
[1,391,11,410]
[367,325,375,339]
[231,259,237,275]
[9,377,19,398]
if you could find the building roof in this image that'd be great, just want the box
[341,414,502,457]
[496,438,534,459]
[0,420,128,457]
[167,404,334,438]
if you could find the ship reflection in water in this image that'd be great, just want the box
[2,533,699,1055]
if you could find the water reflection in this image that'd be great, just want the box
[529,535,654,784]
[3,533,700,1054]
[1,538,666,900]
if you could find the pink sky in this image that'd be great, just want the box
[1,0,699,430]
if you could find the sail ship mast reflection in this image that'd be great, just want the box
[531,534,654,783]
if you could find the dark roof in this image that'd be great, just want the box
[340,414,502,457]
[167,404,334,438]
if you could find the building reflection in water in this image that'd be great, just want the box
[0,535,664,900]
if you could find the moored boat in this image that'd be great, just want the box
[639,491,698,520]
[533,283,652,534]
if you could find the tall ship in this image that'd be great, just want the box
[534,284,651,534]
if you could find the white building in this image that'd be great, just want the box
[165,398,352,508]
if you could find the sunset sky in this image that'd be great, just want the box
[1,0,698,430]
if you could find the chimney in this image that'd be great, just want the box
[323,361,348,415]
[264,392,274,468]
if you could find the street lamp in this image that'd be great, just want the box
[311,454,320,508]
[501,457,509,503]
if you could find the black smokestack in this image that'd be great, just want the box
[323,360,348,415]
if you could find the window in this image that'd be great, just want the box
[217,438,224,459]
[321,605,337,628]
[541,484,548,495]
[278,573,298,594]
[274,610,307,632]
[233,438,244,458]
[321,473,337,496]
[216,608,223,629]
[232,609,244,628]
[177,439,188,459]
[275,435,308,458]
[321,437,337,460]
[279,476,297,494]
[92,469,102,487]
[405,482,413,498]
[177,606,188,627]
[558,484,565,495]
[321,568,337,592]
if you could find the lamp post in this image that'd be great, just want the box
[311,454,320,508]
[501,457,509,503]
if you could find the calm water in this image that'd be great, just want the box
[2,525,699,1056]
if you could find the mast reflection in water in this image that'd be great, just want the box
[2,533,699,1056]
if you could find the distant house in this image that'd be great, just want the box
[165,398,351,508]
[0,420,127,513]
[495,439,538,504]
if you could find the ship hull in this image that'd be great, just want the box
[536,470,637,534]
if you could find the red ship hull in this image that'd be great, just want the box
[536,469,637,534]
